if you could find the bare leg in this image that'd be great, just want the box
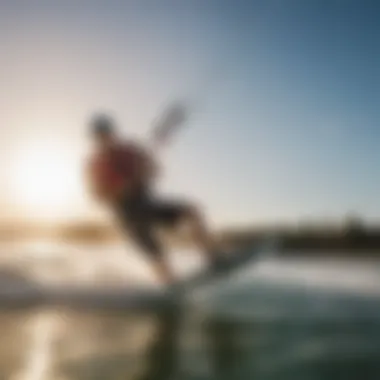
[130,222,176,285]
[184,205,221,264]
[152,257,176,284]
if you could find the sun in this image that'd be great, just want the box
[11,139,80,220]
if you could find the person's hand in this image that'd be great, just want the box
[141,150,160,183]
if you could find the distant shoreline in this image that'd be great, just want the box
[1,216,380,257]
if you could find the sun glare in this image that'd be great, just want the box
[11,140,80,220]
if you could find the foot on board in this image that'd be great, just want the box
[209,253,231,273]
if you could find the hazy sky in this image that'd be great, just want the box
[0,0,379,227]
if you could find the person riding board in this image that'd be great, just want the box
[86,114,222,284]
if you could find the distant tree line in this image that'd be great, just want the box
[219,214,380,255]
[1,214,380,255]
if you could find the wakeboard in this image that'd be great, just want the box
[168,235,279,293]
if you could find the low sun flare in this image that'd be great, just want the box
[11,140,80,220]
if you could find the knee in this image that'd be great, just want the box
[184,202,205,221]
[129,224,162,255]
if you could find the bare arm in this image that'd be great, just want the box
[150,101,188,151]
[133,144,160,186]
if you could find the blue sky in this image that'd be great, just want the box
[0,0,379,226]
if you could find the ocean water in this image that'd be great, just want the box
[0,241,379,380]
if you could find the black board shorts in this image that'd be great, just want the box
[115,189,190,258]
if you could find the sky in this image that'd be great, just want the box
[0,0,379,227]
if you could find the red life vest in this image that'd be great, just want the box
[89,142,143,191]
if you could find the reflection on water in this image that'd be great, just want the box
[0,295,379,380]
[0,242,379,379]
[2,310,158,380]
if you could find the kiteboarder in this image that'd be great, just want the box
[86,114,222,283]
